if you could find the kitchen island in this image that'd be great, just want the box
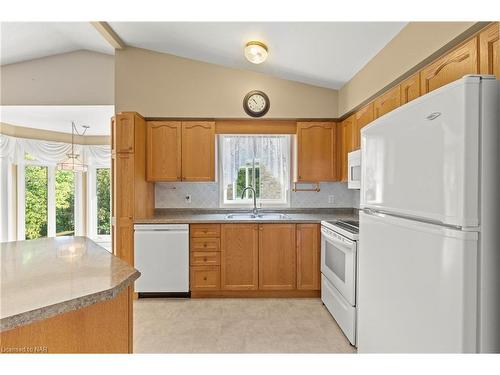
[0,237,140,353]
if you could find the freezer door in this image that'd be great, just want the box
[361,76,481,227]
[357,211,478,353]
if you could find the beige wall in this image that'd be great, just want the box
[115,47,339,118]
[1,50,114,106]
[338,22,483,116]
[0,122,110,145]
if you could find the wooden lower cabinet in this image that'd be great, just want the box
[296,224,321,290]
[191,223,320,297]
[190,266,221,290]
[259,224,296,290]
[220,224,259,290]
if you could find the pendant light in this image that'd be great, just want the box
[57,122,89,172]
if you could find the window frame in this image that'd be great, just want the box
[86,164,111,244]
[218,134,291,208]
[17,156,83,240]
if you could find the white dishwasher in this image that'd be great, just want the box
[134,224,189,296]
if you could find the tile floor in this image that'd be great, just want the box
[134,298,356,353]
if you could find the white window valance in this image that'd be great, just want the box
[0,134,111,167]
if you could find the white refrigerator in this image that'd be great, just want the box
[358,75,500,353]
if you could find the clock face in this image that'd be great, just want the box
[243,90,270,117]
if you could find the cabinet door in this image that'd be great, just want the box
[296,224,320,290]
[420,37,478,94]
[112,153,135,265]
[146,121,181,181]
[374,85,401,119]
[114,113,135,153]
[353,102,374,150]
[181,121,215,181]
[479,23,499,77]
[400,73,421,105]
[114,218,134,266]
[296,122,337,182]
[339,116,354,182]
[220,224,259,290]
[259,224,296,290]
[113,153,134,219]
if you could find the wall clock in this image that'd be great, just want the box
[243,90,270,117]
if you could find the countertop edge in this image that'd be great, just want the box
[0,270,140,333]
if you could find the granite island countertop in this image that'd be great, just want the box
[134,208,359,224]
[0,236,140,333]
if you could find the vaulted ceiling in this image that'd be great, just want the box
[1,21,407,89]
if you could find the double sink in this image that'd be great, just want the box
[225,213,291,220]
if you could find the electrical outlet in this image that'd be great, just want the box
[328,195,335,204]
[185,195,192,204]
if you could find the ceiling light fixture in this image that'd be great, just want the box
[57,122,89,172]
[244,41,268,64]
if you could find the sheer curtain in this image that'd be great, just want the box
[0,134,111,166]
[0,134,111,242]
[220,135,290,205]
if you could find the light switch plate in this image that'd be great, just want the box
[328,195,335,204]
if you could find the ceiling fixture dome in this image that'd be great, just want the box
[244,41,268,64]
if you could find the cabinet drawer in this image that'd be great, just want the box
[190,251,221,266]
[190,238,220,252]
[190,266,220,290]
[190,224,221,238]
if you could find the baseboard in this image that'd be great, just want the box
[190,290,320,298]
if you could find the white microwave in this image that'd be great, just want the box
[347,150,361,190]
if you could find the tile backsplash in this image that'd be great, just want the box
[155,181,357,208]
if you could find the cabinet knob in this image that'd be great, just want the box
[203,277,207,281]
[203,243,207,247]
[203,257,207,262]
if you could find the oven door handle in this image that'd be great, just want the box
[322,228,354,250]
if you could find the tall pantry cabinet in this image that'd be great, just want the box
[111,112,155,266]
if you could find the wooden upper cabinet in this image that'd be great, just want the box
[479,22,499,77]
[259,224,296,290]
[113,113,135,154]
[354,103,374,145]
[296,122,337,182]
[374,86,401,119]
[221,224,259,290]
[339,116,354,182]
[296,224,320,290]
[181,121,216,181]
[146,121,182,181]
[400,73,421,105]
[420,37,479,95]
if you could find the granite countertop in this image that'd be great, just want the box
[0,236,140,333]
[134,208,359,224]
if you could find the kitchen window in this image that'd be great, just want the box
[219,135,290,207]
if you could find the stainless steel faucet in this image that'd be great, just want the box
[241,186,259,216]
